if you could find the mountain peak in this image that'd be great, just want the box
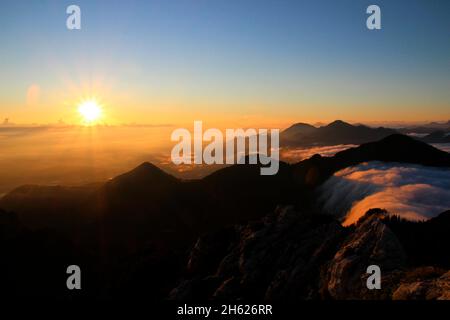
[133,161,161,172]
[283,122,316,132]
[281,120,397,147]
[327,120,353,128]
[110,162,179,187]
[290,122,315,128]
[379,133,424,145]
[334,133,450,168]
[281,122,318,141]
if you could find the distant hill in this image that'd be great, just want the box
[281,120,397,147]
[419,130,450,144]
[427,120,450,128]
[399,120,450,135]
[0,183,101,229]
[281,122,317,140]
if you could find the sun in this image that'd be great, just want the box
[77,100,102,124]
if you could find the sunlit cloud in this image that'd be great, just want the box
[319,161,450,226]
[280,144,357,163]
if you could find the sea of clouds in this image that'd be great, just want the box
[319,161,450,226]
[280,144,358,163]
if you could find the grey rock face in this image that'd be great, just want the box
[170,206,449,301]
[326,210,407,299]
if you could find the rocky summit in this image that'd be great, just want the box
[170,207,450,300]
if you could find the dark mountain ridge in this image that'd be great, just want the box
[290,134,450,189]
[1,134,450,299]
[281,120,398,147]
[2,134,450,234]
[398,120,450,135]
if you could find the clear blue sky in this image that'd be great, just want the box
[0,0,449,125]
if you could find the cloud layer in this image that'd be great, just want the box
[319,161,450,226]
[280,144,357,163]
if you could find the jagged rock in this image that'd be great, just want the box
[264,220,344,300]
[170,206,450,301]
[170,206,346,301]
[213,277,241,299]
[186,227,237,276]
[393,268,450,300]
[326,209,407,299]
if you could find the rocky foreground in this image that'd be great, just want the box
[170,207,450,300]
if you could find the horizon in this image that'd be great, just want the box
[1,0,450,126]
[1,118,450,130]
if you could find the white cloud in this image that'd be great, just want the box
[280,144,357,163]
[319,161,450,226]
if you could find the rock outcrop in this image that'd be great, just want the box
[170,206,346,301]
[393,268,450,300]
[326,209,407,299]
[170,207,449,300]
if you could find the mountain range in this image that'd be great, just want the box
[399,120,450,134]
[280,120,398,147]
[281,120,450,147]
[0,133,449,300]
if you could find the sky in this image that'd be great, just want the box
[0,0,449,127]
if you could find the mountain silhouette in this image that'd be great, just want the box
[281,120,397,147]
[109,162,179,187]
[1,134,450,299]
[399,121,450,135]
[281,122,317,140]
[334,134,450,167]
[0,184,101,229]
[2,134,449,233]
